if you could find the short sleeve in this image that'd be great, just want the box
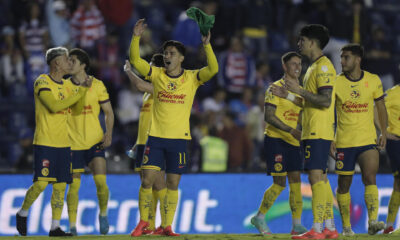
[97,80,110,104]
[373,76,384,101]
[265,86,280,107]
[34,75,51,96]
[316,63,335,91]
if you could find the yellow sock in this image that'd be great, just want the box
[67,178,81,227]
[139,186,153,221]
[324,181,334,220]
[93,175,109,216]
[155,188,167,227]
[258,184,285,215]
[164,189,179,227]
[22,181,48,211]
[289,182,302,221]
[387,191,400,224]
[51,183,67,220]
[311,181,326,224]
[336,192,351,228]
[148,190,158,230]
[365,185,379,223]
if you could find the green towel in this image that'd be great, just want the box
[186,7,215,36]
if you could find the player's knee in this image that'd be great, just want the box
[153,179,166,191]
[361,173,376,186]
[166,179,179,190]
[52,182,67,192]
[33,181,48,192]
[141,177,154,188]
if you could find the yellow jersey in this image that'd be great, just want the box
[264,79,302,146]
[301,55,336,140]
[67,77,110,150]
[33,74,74,147]
[146,67,205,139]
[385,84,400,136]
[136,92,153,145]
[335,71,384,148]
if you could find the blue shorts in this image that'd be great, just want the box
[302,139,331,172]
[142,136,188,174]
[33,145,72,183]
[264,136,303,176]
[386,139,400,176]
[71,143,105,173]
[335,144,377,175]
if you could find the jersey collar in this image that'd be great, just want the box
[344,71,364,82]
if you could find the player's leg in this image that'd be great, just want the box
[67,172,81,235]
[322,172,338,238]
[131,137,164,236]
[358,147,385,235]
[150,170,166,232]
[49,146,73,236]
[288,171,307,235]
[385,138,400,234]
[293,140,331,239]
[89,156,109,235]
[67,150,85,235]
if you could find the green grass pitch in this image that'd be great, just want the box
[0,234,399,240]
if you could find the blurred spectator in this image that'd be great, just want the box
[202,87,226,113]
[218,36,256,99]
[239,0,271,60]
[200,127,228,172]
[218,112,252,171]
[348,0,371,46]
[0,26,25,96]
[365,25,395,90]
[246,92,265,170]
[138,29,157,61]
[70,0,106,55]
[228,87,253,127]
[136,0,168,45]
[18,2,49,96]
[14,128,34,171]
[46,0,71,47]
[255,61,272,91]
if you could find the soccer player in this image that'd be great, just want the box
[124,53,167,234]
[330,44,387,236]
[15,47,88,236]
[380,84,400,234]
[129,19,218,236]
[272,24,338,239]
[66,48,114,235]
[250,52,307,236]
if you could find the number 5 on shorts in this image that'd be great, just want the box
[305,145,311,159]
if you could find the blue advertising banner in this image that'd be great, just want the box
[0,174,398,236]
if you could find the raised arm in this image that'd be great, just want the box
[39,87,87,113]
[129,19,151,77]
[198,32,218,82]
[124,60,153,93]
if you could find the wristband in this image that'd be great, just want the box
[286,92,296,102]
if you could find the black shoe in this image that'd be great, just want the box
[49,227,73,237]
[16,213,27,236]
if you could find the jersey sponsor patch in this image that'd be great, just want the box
[274,154,283,162]
[42,159,50,167]
[337,152,344,161]
[321,65,328,72]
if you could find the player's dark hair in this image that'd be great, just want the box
[341,43,364,58]
[69,48,90,73]
[281,52,302,64]
[162,40,186,56]
[150,53,165,67]
[300,24,330,50]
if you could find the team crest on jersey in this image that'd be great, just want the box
[350,89,360,99]
[167,82,177,92]
[336,161,344,170]
[274,163,283,172]
[41,167,49,176]
[59,91,65,100]
[42,159,50,167]
[321,65,328,72]
[274,154,283,162]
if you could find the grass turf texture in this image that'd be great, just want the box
[0,234,399,240]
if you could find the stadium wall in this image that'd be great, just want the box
[0,174,399,236]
